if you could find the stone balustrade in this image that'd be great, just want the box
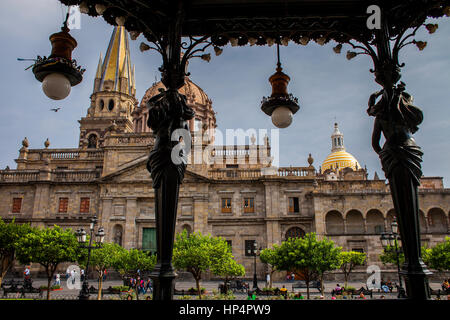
[277,167,315,177]
[0,169,99,183]
[20,148,104,161]
[208,166,316,180]
[0,170,40,182]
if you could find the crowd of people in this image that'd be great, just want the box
[128,276,152,295]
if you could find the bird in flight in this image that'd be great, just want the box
[50,107,61,112]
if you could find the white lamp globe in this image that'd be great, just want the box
[271,106,293,128]
[42,73,71,100]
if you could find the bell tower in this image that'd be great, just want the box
[79,26,138,149]
[331,122,345,152]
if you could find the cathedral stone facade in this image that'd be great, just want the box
[1,27,449,281]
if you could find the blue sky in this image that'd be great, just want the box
[1,0,450,187]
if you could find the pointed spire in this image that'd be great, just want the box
[95,53,103,79]
[374,171,380,180]
[95,26,134,96]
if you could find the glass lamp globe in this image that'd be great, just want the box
[271,106,293,128]
[42,73,71,100]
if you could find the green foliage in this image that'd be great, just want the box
[259,247,279,288]
[14,225,80,299]
[314,237,343,275]
[268,233,342,298]
[259,247,278,268]
[425,237,450,271]
[112,285,130,292]
[173,230,239,299]
[173,230,234,278]
[211,257,245,279]
[379,245,405,265]
[340,251,366,286]
[78,242,127,300]
[379,244,431,267]
[0,218,32,284]
[112,248,156,278]
[111,248,156,301]
[15,225,80,267]
[379,238,450,272]
[80,242,125,274]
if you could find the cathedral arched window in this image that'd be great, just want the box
[99,99,104,110]
[87,134,98,149]
[108,99,115,111]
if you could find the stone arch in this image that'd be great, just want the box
[87,133,98,149]
[181,224,192,236]
[346,210,364,234]
[99,99,105,110]
[325,210,344,235]
[366,209,385,234]
[386,209,396,225]
[427,207,448,233]
[112,224,123,246]
[284,226,305,240]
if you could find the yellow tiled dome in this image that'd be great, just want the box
[322,150,361,172]
[321,123,361,172]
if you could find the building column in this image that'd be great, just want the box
[101,197,113,242]
[124,197,138,249]
[31,184,51,224]
[266,219,281,247]
[193,196,208,234]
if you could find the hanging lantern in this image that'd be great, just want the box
[261,43,300,128]
[32,11,85,100]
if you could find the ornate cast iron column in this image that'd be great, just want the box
[145,1,193,300]
[331,1,448,299]
[366,17,431,300]
[140,1,215,300]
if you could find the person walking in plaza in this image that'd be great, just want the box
[55,273,60,286]
[71,269,76,285]
[24,266,30,280]
[146,278,152,293]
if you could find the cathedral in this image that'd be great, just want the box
[1,27,449,281]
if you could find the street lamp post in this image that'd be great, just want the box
[75,216,105,300]
[247,243,261,291]
[380,218,406,299]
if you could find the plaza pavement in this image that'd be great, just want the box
[2,278,446,300]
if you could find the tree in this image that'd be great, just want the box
[15,225,81,300]
[79,242,125,300]
[173,230,232,299]
[340,251,366,288]
[423,237,450,272]
[270,233,334,299]
[112,248,156,300]
[379,243,430,268]
[0,218,32,286]
[259,247,279,289]
[379,243,405,266]
[211,257,245,294]
[314,238,343,295]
